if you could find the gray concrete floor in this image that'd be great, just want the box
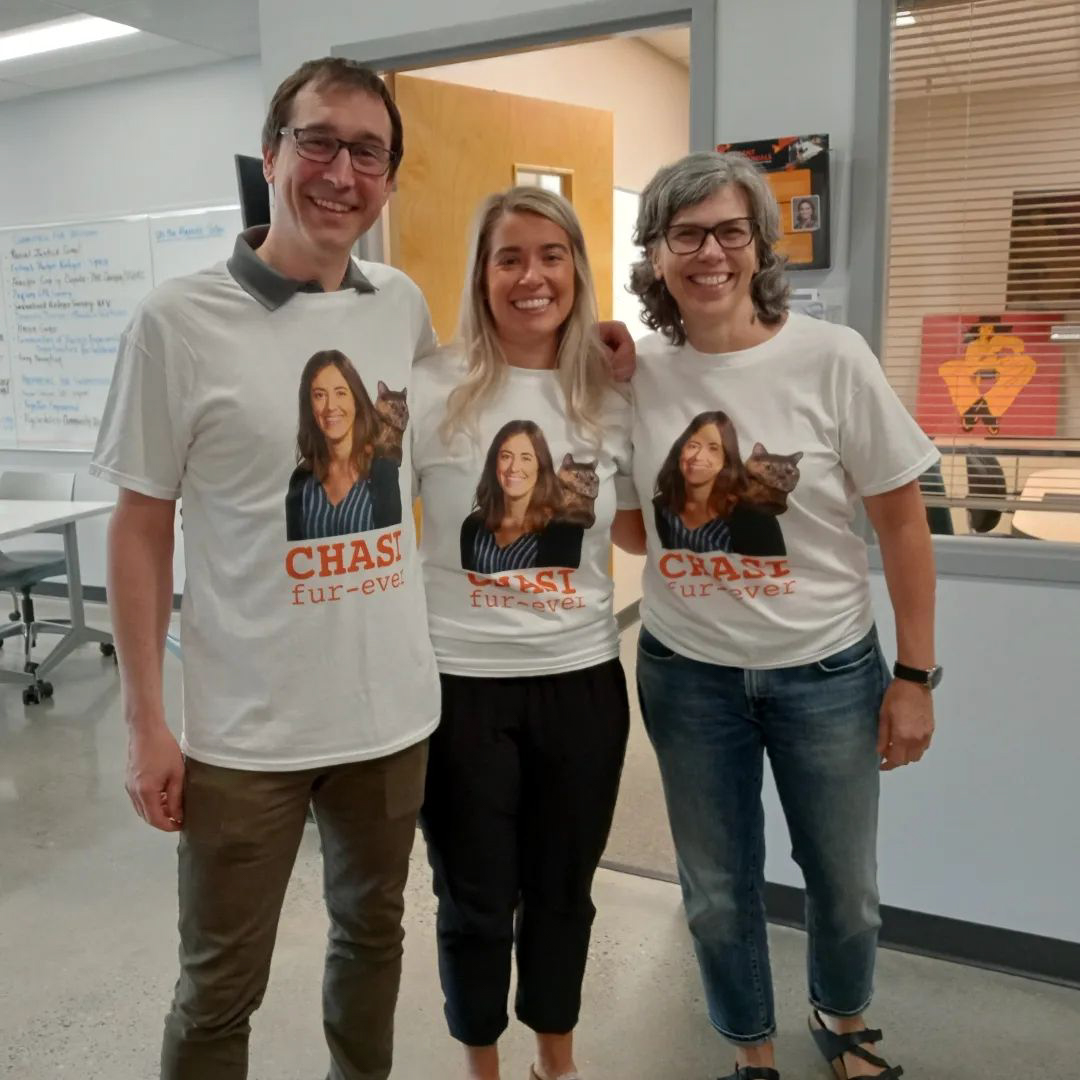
[2,601,1078,1079]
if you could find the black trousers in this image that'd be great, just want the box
[420,658,630,1046]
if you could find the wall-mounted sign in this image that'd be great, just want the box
[916,313,1062,438]
[716,134,831,270]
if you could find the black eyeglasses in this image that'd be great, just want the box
[280,127,400,176]
[663,217,755,255]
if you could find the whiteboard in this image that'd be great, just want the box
[150,207,241,285]
[0,205,242,452]
[0,292,14,447]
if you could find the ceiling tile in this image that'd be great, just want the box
[0,28,163,80]
[82,0,258,52]
[0,0,255,102]
[12,39,224,90]
[0,1,81,34]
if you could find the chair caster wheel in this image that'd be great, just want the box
[100,643,116,658]
[24,661,38,674]
[22,680,52,705]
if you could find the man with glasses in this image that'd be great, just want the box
[92,58,631,1080]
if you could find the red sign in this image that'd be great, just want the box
[915,313,1062,437]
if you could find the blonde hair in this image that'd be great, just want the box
[441,186,613,443]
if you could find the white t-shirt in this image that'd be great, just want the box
[412,348,635,676]
[628,313,939,668]
[90,258,441,770]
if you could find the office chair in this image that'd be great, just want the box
[965,453,1007,534]
[919,456,1008,536]
[0,470,77,696]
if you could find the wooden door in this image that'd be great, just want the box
[388,74,614,343]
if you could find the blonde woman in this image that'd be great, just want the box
[412,187,641,1080]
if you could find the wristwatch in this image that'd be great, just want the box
[893,661,943,690]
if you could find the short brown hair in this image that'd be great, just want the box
[262,58,403,177]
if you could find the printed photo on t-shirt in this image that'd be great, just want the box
[460,419,596,573]
[284,349,406,541]
[653,410,802,557]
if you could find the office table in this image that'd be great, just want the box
[1012,467,1080,542]
[0,500,116,704]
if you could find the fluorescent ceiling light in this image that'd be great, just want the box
[896,10,917,26]
[0,15,139,64]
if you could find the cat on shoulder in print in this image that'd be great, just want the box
[373,381,408,465]
[741,443,802,516]
[556,454,599,529]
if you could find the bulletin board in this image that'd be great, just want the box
[716,134,831,270]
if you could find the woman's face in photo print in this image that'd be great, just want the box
[310,364,358,447]
[679,422,726,490]
[496,432,540,501]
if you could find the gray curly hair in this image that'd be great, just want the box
[629,151,790,345]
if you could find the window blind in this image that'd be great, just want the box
[885,0,1080,543]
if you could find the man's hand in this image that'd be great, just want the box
[598,320,636,382]
[877,679,934,771]
[126,724,185,831]
[108,488,179,830]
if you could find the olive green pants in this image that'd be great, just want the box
[160,739,427,1080]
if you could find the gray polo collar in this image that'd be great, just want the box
[227,225,376,311]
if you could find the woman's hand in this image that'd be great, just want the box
[877,678,934,770]
[598,321,636,382]
[864,480,937,771]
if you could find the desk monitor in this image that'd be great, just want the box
[234,154,271,228]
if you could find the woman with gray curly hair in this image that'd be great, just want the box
[619,151,940,1080]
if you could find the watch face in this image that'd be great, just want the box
[928,665,944,689]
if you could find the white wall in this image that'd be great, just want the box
[411,38,689,193]
[0,57,264,591]
[0,57,263,227]
[762,572,1080,944]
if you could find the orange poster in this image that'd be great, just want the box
[915,314,1062,437]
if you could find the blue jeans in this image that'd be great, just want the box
[636,625,889,1046]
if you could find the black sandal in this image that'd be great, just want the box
[717,1068,779,1080]
[808,1008,904,1079]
